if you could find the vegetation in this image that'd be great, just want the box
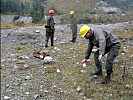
[1,0,30,14]
[103,0,133,10]
[49,5,63,15]
[29,0,47,23]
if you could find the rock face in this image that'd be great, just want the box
[15,16,32,24]
[1,15,14,24]
[99,7,120,14]
[96,1,121,14]
[1,15,32,24]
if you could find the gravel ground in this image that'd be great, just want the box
[1,22,133,100]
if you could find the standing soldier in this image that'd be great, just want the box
[45,10,55,48]
[69,11,77,43]
[80,25,121,84]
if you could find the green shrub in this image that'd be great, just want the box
[78,17,93,24]
[13,15,20,22]
[50,5,63,15]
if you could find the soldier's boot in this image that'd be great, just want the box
[69,40,74,42]
[45,42,48,48]
[72,38,76,43]
[90,66,102,76]
[51,34,54,46]
[101,73,111,84]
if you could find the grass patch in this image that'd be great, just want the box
[1,23,44,29]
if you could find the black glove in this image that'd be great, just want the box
[45,25,51,28]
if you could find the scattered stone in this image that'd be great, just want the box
[43,56,53,63]
[25,92,30,95]
[25,76,31,80]
[54,47,61,52]
[13,65,18,70]
[125,84,131,89]
[76,86,81,92]
[54,37,57,41]
[61,28,64,32]
[61,42,64,44]
[4,96,10,100]
[34,94,39,99]
[12,40,16,42]
[12,59,16,62]
[4,35,8,38]
[53,85,57,88]
[121,53,124,55]
[64,91,67,93]
[76,62,80,65]
[57,69,61,73]
[12,93,15,95]
[24,64,29,69]
[19,55,29,60]
[44,90,49,93]
[11,54,15,57]
[93,75,98,78]
[83,63,87,68]
[35,30,40,33]
[110,94,113,97]
[80,70,86,73]
[129,55,133,58]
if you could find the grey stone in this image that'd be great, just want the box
[4,96,10,100]
[76,86,81,92]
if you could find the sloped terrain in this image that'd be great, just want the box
[1,22,133,99]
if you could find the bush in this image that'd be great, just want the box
[13,15,20,22]
[78,17,93,24]
[50,5,63,15]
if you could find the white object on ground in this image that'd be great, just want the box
[83,63,86,67]
[43,56,53,62]
[35,30,40,33]
[57,69,61,73]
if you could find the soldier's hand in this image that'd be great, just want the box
[98,54,103,61]
[82,59,87,64]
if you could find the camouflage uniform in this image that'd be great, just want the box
[45,16,55,47]
[85,29,120,76]
[70,16,77,43]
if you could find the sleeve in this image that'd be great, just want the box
[50,17,54,30]
[85,41,94,59]
[97,31,106,55]
[47,18,50,25]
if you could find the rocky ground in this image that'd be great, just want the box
[1,22,133,99]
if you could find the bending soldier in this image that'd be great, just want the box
[80,25,120,84]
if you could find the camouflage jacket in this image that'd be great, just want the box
[46,16,55,32]
[85,29,120,59]
[70,17,77,30]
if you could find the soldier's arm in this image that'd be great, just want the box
[97,31,106,55]
[85,41,94,59]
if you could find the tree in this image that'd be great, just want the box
[30,0,46,23]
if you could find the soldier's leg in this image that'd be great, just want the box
[71,29,77,43]
[50,32,54,46]
[102,44,120,84]
[91,50,102,76]
[45,32,50,47]
[73,29,77,43]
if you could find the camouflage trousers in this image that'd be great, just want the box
[45,30,54,47]
[94,43,120,75]
[71,28,77,42]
